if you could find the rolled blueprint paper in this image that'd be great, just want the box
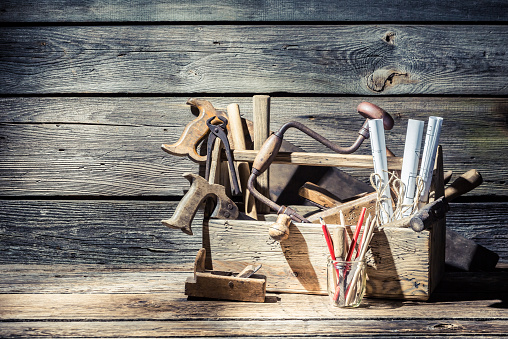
[400,119,424,217]
[418,116,443,205]
[368,119,393,224]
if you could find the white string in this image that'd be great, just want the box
[370,172,426,225]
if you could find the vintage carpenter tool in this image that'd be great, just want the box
[368,196,449,231]
[163,99,376,205]
[268,214,293,241]
[162,98,229,163]
[308,169,483,229]
[185,248,266,302]
[446,229,499,271]
[306,168,499,270]
[161,173,239,235]
[298,182,344,209]
[205,116,241,196]
[247,102,395,223]
[227,103,258,219]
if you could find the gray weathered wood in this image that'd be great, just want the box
[1,292,506,320]
[0,200,506,266]
[1,97,506,196]
[0,25,506,95]
[1,266,506,338]
[2,319,507,338]
[2,264,506,295]
[207,218,435,299]
[1,0,506,22]
[0,200,204,266]
[0,272,507,335]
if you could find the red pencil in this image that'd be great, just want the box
[320,217,336,261]
[320,218,342,300]
[346,207,367,261]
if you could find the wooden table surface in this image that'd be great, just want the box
[1,264,507,338]
[1,1,507,338]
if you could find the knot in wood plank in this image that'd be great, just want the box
[367,68,413,93]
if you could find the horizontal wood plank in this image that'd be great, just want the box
[1,0,507,22]
[0,25,506,95]
[2,264,506,296]
[1,97,506,197]
[1,294,506,321]
[1,266,506,336]
[0,200,506,266]
[232,150,404,169]
[2,319,507,338]
[0,200,204,266]
[0,288,506,321]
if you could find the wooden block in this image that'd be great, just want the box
[253,95,270,214]
[429,146,445,291]
[298,182,342,208]
[185,272,266,302]
[207,219,436,300]
[308,192,378,225]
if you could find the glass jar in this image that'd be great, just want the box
[327,257,366,307]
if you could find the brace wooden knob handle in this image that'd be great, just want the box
[357,102,395,130]
[269,214,291,241]
[252,133,283,175]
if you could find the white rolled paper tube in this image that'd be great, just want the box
[418,116,443,205]
[400,119,424,217]
[368,119,393,224]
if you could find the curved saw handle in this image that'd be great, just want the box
[161,98,225,163]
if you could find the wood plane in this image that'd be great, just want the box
[185,248,267,302]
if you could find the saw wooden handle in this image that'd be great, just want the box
[161,173,239,235]
[161,98,225,163]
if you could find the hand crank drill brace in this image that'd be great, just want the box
[247,102,394,223]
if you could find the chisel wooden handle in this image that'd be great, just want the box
[227,103,258,219]
[444,169,483,201]
[410,197,449,232]
[411,169,482,232]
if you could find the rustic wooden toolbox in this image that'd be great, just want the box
[203,148,446,301]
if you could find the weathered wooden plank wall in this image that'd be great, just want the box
[0,26,507,95]
[0,1,507,268]
[1,0,507,22]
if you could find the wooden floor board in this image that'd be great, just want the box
[1,266,506,336]
[1,291,506,321]
[2,319,507,338]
